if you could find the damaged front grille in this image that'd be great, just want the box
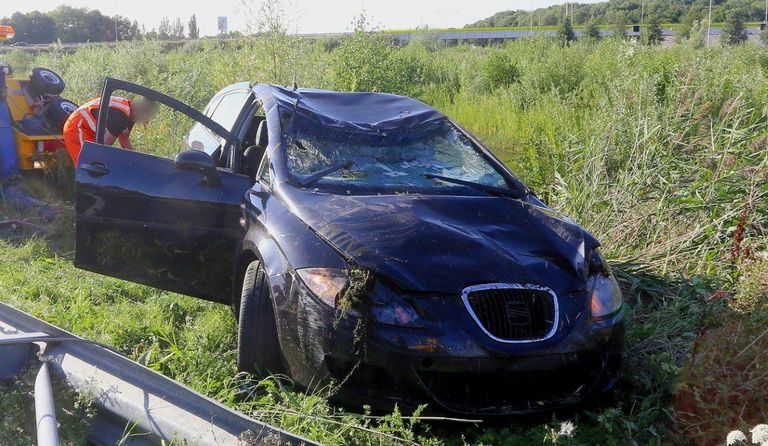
[462,283,557,342]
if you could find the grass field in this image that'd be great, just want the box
[1,30,767,445]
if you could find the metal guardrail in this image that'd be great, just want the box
[0,301,318,446]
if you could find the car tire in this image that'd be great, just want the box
[45,97,77,132]
[30,68,65,96]
[237,260,285,374]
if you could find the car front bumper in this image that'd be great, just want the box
[280,276,626,416]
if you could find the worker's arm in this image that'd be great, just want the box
[103,130,118,147]
[104,108,134,150]
[117,131,134,150]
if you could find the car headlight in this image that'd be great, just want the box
[371,298,424,327]
[296,268,348,307]
[587,250,623,319]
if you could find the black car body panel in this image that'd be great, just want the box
[279,188,598,294]
[75,78,626,416]
[76,144,251,303]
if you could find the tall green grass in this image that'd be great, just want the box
[2,34,767,445]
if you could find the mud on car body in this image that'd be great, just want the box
[75,78,625,416]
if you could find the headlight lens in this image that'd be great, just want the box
[371,298,423,327]
[370,285,424,327]
[588,272,623,319]
[296,268,348,307]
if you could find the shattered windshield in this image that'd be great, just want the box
[284,119,510,194]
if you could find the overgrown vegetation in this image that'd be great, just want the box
[1,25,767,445]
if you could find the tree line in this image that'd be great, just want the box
[468,0,768,29]
[556,10,753,46]
[1,6,201,44]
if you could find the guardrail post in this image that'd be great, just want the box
[35,361,60,446]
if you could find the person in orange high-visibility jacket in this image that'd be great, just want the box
[63,96,157,165]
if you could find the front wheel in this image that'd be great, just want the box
[237,260,285,374]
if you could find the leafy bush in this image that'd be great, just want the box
[331,15,396,93]
[479,48,520,92]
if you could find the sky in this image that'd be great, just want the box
[2,0,605,36]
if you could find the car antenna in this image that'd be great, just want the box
[291,41,298,91]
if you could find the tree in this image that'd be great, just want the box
[6,11,57,44]
[239,0,296,83]
[49,6,128,43]
[332,12,396,93]
[143,26,158,40]
[188,14,199,39]
[171,17,185,39]
[50,6,82,43]
[85,9,115,41]
[158,17,172,39]
[644,16,663,45]
[557,17,577,46]
[722,10,748,45]
[466,1,768,30]
[585,19,601,39]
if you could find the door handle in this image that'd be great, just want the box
[81,162,109,177]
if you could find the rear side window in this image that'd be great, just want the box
[183,91,248,158]
[210,92,249,132]
[202,95,223,117]
[185,123,220,156]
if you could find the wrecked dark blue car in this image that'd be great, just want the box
[75,79,625,416]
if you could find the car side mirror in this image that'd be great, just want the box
[174,149,221,187]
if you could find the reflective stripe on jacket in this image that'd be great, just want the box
[76,96,133,132]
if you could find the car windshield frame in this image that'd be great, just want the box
[279,117,526,197]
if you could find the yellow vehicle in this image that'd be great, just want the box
[0,25,14,40]
[1,26,76,177]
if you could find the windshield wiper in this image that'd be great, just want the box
[299,160,354,187]
[424,173,522,198]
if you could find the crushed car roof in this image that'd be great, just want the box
[254,84,446,135]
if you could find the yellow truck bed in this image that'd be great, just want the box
[4,72,68,170]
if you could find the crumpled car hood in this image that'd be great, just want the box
[282,188,599,295]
